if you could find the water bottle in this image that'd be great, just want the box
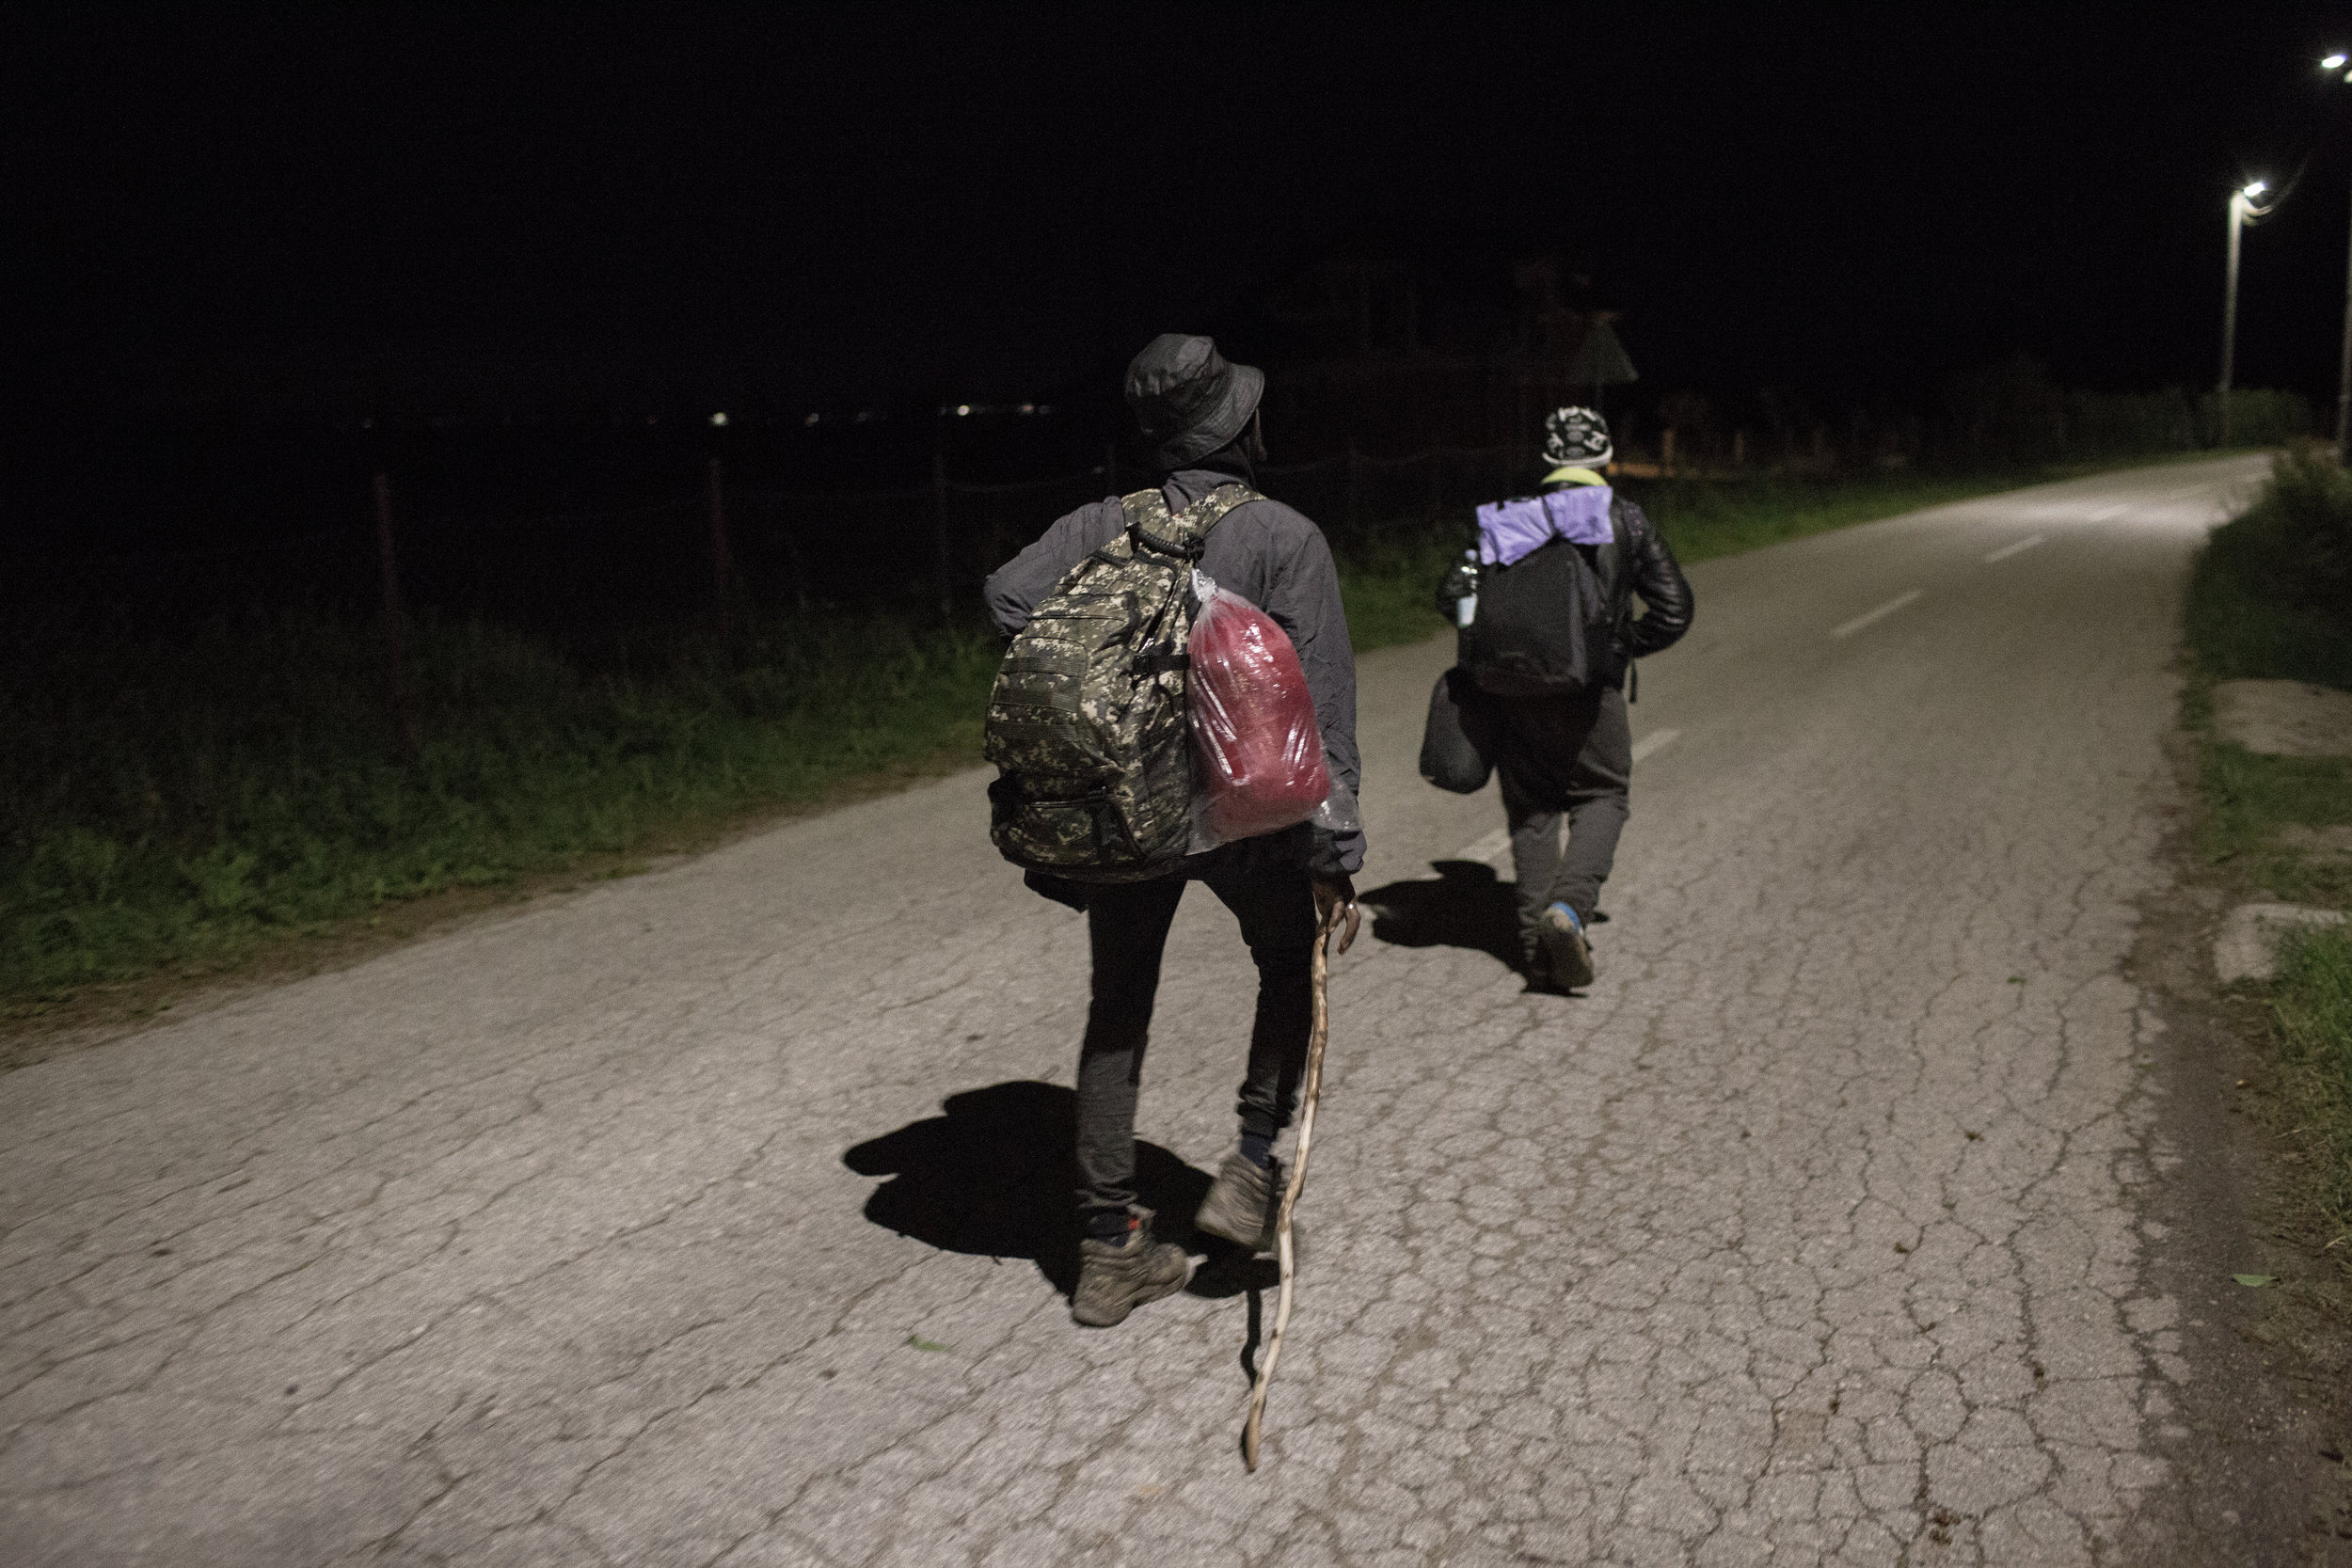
[1454,550,1478,627]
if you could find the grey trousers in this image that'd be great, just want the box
[1074,859,1317,1226]
[1497,687,1632,961]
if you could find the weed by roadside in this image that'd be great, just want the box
[1,607,1002,1013]
[2271,926,2352,1256]
[2185,444,2352,1284]
[2187,446,2352,690]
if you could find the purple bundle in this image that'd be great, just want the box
[1474,486,1614,566]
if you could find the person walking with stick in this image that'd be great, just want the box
[982,335,1364,1329]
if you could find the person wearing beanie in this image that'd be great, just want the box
[982,334,1362,1327]
[1452,404,1693,991]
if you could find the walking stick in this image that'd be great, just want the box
[1243,887,1357,1471]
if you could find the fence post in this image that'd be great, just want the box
[780,511,811,614]
[1344,442,1359,537]
[1661,427,1677,478]
[372,472,421,762]
[932,447,952,618]
[707,456,732,650]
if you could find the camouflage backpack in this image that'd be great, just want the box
[984,483,1261,881]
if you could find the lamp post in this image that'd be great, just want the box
[2328,55,2352,460]
[2220,181,2268,446]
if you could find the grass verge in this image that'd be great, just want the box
[0,455,2269,1034]
[2271,926,2352,1255]
[2185,445,2352,1268]
[2,609,1002,1026]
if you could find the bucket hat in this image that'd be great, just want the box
[1124,334,1265,469]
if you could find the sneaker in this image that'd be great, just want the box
[1537,901,1596,989]
[1195,1149,1279,1251]
[1071,1209,1191,1327]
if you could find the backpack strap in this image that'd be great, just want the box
[1120,483,1261,561]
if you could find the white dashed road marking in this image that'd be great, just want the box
[1630,725,1681,763]
[1830,587,1923,640]
[1983,532,2047,562]
[1455,827,1511,864]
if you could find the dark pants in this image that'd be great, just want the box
[1074,855,1317,1227]
[1495,687,1632,963]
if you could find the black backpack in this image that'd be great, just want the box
[1458,503,1623,697]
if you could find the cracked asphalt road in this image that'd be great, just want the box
[0,456,2281,1565]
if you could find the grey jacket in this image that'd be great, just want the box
[982,467,1364,876]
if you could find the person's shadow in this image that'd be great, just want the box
[843,1080,1274,1302]
[1359,858,1530,974]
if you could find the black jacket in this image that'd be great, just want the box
[1590,493,1695,688]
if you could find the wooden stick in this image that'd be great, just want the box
[1242,919,1333,1471]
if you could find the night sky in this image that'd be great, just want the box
[13,5,2352,424]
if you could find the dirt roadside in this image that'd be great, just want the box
[2120,724,2352,1565]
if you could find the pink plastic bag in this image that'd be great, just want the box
[1187,575,1331,846]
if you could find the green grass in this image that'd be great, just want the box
[2184,445,2352,1262]
[0,457,2280,1023]
[2186,447,2352,690]
[2,608,1002,1011]
[2200,746,2352,909]
[2271,926,2352,1252]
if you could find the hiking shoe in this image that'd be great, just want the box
[1195,1149,1279,1252]
[1538,901,1596,989]
[1072,1210,1190,1327]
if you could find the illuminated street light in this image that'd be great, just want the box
[2328,55,2352,460]
[2218,181,2271,443]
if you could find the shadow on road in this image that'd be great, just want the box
[1360,859,1528,973]
[843,1080,1274,1301]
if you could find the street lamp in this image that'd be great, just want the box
[2328,54,2352,460]
[2220,180,2272,445]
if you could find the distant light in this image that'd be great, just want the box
[956,404,971,416]
[1018,403,1035,415]
[2244,181,2268,198]
[2326,53,2347,70]
[804,412,820,426]
[710,411,729,427]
